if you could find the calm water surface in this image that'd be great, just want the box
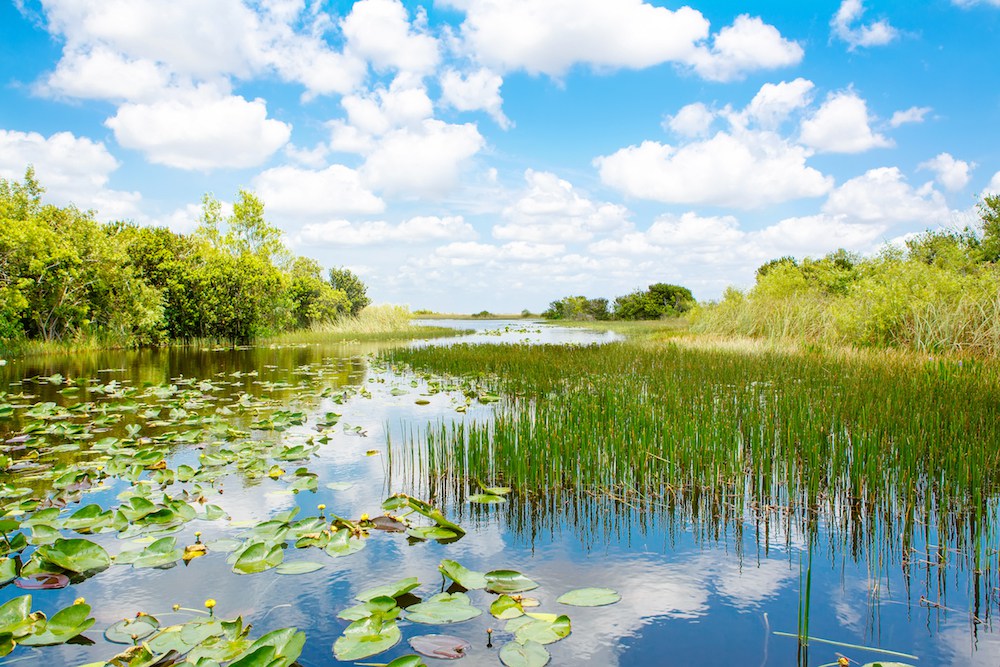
[0,321,995,666]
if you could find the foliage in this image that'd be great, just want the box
[0,169,373,348]
[612,283,695,320]
[542,296,609,321]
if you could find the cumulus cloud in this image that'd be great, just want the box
[889,106,932,128]
[493,170,631,243]
[439,68,510,129]
[743,78,815,129]
[686,14,804,82]
[918,153,974,191]
[830,0,899,49]
[38,46,170,101]
[105,85,291,170]
[252,164,386,217]
[298,215,474,245]
[986,171,1000,196]
[341,80,434,136]
[359,119,484,196]
[0,129,141,219]
[341,0,440,76]
[440,0,709,76]
[665,103,716,138]
[799,91,892,153]
[823,167,949,224]
[596,130,832,208]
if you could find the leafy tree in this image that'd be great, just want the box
[288,257,350,327]
[542,296,609,320]
[329,267,370,316]
[977,194,1000,263]
[613,283,694,320]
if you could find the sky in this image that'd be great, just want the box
[1,0,999,313]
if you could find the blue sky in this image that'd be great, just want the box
[2,0,998,313]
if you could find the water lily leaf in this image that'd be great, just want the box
[105,615,160,644]
[333,616,401,661]
[36,538,110,573]
[409,634,472,659]
[19,602,95,646]
[371,516,407,532]
[356,577,420,602]
[325,529,366,558]
[233,542,284,574]
[13,572,69,590]
[556,588,621,607]
[206,538,244,553]
[0,595,44,639]
[27,523,61,546]
[337,596,400,622]
[468,493,506,504]
[386,657,427,667]
[228,627,305,667]
[133,536,183,568]
[499,640,550,667]
[405,593,482,625]
[275,561,324,575]
[485,570,538,594]
[381,494,464,536]
[506,614,571,645]
[439,560,487,590]
[147,619,224,654]
[325,482,353,491]
[407,527,458,541]
[0,558,16,585]
[490,595,525,620]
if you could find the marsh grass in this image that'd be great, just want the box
[385,341,1000,604]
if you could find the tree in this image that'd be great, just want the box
[329,267,370,316]
[542,296,609,320]
[613,283,695,320]
[288,257,350,327]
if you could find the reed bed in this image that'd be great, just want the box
[385,342,1000,601]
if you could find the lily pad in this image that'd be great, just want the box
[439,560,487,590]
[490,595,525,620]
[36,538,110,573]
[356,577,421,602]
[233,542,284,574]
[333,616,401,661]
[468,493,507,504]
[105,615,161,644]
[410,634,472,659]
[407,526,459,541]
[499,640,550,667]
[19,601,95,646]
[13,572,70,590]
[485,570,539,594]
[506,614,571,645]
[405,593,482,625]
[556,588,621,607]
[275,561,324,575]
[337,596,401,622]
[324,529,366,558]
[0,558,17,585]
[132,536,184,568]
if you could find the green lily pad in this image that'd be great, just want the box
[356,577,420,602]
[324,529,366,558]
[439,559,487,590]
[275,561,324,575]
[105,615,161,644]
[485,570,539,594]
[228,627,305,667]
[468,493,507,504]
[506,614,571,645]
[407,526,459,541]
[0,558,16,585]
[333,616,401,661]
[499,640,550,667]
[556,588,621,607]
[233,542,284,574]
[337,596,401,622]
[490,595,525,620]
[19,602,95,646]
[386,657,428,667]
[405,593,482,625]
[36,538,111,573]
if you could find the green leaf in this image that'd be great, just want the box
[229,627,305,667]
[385,656,428,667]
[275,561,324,575]
[337,596,401,622]
[506,614,571,645]
[406,526,458,541]
[324,528,366,558]
[233,542,284,574]
[356,577,420,602]
[485,570,539,594]
[468,493,507,504]
[439,559,487,590]
[0,558,17,585]
[104,615,161,644]
[490,595,525,620]
[36,538,110,573]
[556,587,621,607]
[499,640,550,667]
[404,593,482,625]
[333,617,401,661]
[132,536,183,568]
[19,602,95,646]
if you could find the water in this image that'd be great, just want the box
[0,322,996,666]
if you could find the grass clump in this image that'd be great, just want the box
[268,304,456,344]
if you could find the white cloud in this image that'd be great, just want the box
[647,212,745,247]
[298,215,474,246]
[831,0,899,50]
[744,78,814,129]
[441,0,710,75]
[0,129,141,219]
[665,103,716,138]
[686,14,804,82]
[38,46,170,101]
[341,80,434,137]
[435,240,565,263]
[252,164,386,218]
[754,214,889,256]
[341,0,440,76]
[283,142,329,169]
[105,85,291,170]
[440,68,510,129]
[985,171,1000,196]
[596,130,832,208]
[952,0,1000,7]
[889,106,932,128]
[918,153,974,191]
[493,170,631,243]
[359,119,484,196]
[823,167,949,224]
[799,91,892,153]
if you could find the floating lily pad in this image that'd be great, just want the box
[206,538,244,553]
[410,634,472,659]
[439,560,487,590]
[105,615,161,644]
[386,657,427,667]
[13,572,70,590]
[275,561,324,575]
[132,536,183,568]
[337,596,401,622]
[506,614,571,645]
[325,529,366,558]
[556,588,621,607]
[407,526,458,541]
[485,570,538,594]
[356,577,420,602]
[19,601,95,646]
[0,558,17,585]
[468,493,507,504]
[499,640,550,667]
[490,595,525,620]
[405,593,482,625]
[36,538,110,573]
[233,542,284,574]
[333,616,401,661]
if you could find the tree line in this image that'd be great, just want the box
[543,283,696,321]
[0,168,369,347]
